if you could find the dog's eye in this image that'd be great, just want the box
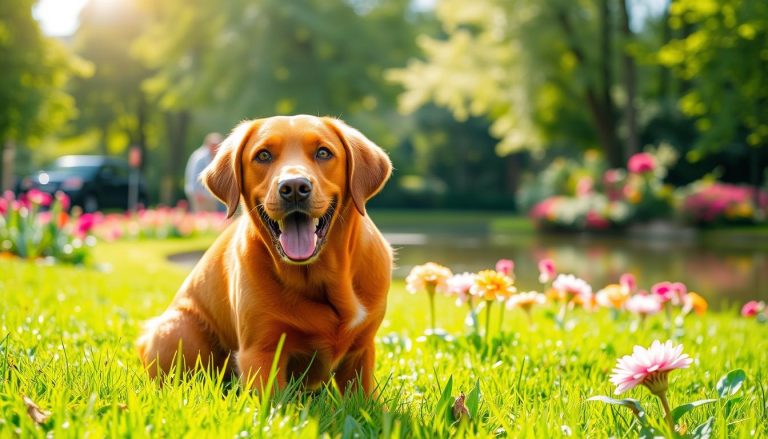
[255,150,272,163]
[315,147,333,160]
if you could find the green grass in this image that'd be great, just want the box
[1,237,767,438]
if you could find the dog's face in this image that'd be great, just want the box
[202,115,391,264]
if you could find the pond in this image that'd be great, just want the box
[169,215,768,308]
[384,224,767,308]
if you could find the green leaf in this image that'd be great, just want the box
[434,376,454,426]
[638,426,663,439]
[587,395,644,415]
[670,399,716,422]
[465,380,481,419]
[341,415,363,439]
[716,369,746,398]
[691,416,715,439]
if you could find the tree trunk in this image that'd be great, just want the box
[136,92,148,172]
[505,154,520,196]
[556,8,621,167]
[161,110,190,205]
[1,140,16,192]
[598,0,620,166]
[619,0,639,157]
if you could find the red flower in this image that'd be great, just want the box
[27,189,53,207]
[627,153,655,174]
[741,300,765,317]
[77,213,98,236]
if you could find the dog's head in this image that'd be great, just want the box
[202,115,391,264]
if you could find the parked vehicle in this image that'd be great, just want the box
[15,155,147,212]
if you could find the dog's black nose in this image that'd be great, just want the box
[278,177,313,202]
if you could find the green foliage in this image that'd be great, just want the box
[388,0,624,157]
[136,0,421,127]
[661,0,768,154]
[68,0,154,154]
[0,0,81,144]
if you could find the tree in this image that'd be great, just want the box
[70,0,154,166]
[132,0,425,202]
[658,0,768,188]
[0,0,79,189]
[388,0,647,167]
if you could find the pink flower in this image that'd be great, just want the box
[495,259,514,277]
[741,300,765,317]
[406,262,453,295]
[55,191,70,211]
[446,272,476,305]
[627,153,655,174]
[619,273,636,294]
[651,281,687,305]
[0,197,7,215]
[37,211,52,225]
[76,213,98,237]
[603,169,624,185]
[625,293,662,316]
[576,177,594,197]
[538,258,556,284]
[27,189,53,207]
[610,340,692,395]
[552,274,592,302]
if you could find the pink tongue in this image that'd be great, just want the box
[279,214,317,260]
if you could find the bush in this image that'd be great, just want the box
[523,146,678,231]
[680,182,768,225]
[0,190,95,264]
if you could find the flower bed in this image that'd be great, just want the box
[0,190,95,264]
[680,181,768,226]
[524,147,766,231]
[90,202,230,241]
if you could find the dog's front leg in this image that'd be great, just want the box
[334,337,376,396]
[237,348,287,392]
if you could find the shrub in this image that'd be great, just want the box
[0,190,94,264]
[680,182,768,225]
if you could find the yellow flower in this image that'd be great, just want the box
[471,270,516,302]
[406,262,452,295]
[595,284,630,309]
[683,292,708,315]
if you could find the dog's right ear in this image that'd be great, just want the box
[201,120,258,218]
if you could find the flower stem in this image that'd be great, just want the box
[468,301,479,334]
[428,290,436,331]
[485,301,493,350]
[498,302,505,333]
[656,391,674,433]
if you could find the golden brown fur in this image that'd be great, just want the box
[136,115,392,394]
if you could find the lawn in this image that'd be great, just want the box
[1,236,766,438]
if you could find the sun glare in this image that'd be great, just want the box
[33,0,89,37]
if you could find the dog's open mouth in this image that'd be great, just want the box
[258,201,335,263]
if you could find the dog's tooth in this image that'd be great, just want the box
[313,218,320,228]
[277,220,284,231]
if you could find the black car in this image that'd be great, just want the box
[16,155,148,212]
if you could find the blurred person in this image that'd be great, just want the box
[185,132,224,212]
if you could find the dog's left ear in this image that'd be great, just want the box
[201,120,258,218]
[324,118,392,216]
